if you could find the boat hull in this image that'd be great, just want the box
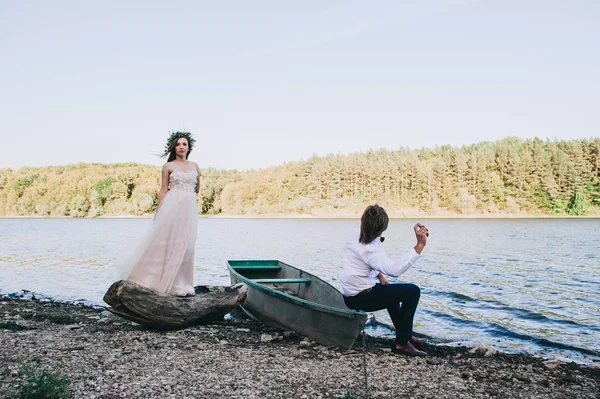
[228,260,367,349]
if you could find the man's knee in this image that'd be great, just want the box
[408,283,421,299]
[387,283,420,301]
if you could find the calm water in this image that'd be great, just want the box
[1,218,599,364]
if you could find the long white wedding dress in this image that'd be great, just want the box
[115,170,198,295]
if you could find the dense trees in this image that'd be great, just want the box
[1,138,598,217]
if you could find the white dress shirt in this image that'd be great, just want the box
[339,229,420,297]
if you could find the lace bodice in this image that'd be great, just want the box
[169,170,197,192]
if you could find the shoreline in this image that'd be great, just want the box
[1,297,598,398]
[1,214,600,220]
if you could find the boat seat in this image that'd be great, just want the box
[251,278,311,284]
[231,266,282,271]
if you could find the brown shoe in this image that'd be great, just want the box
[392,342,427,357]
[410,336,426,346]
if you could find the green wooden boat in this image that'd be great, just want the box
[227,260,367,348]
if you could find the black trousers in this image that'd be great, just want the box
[344,283,421,345]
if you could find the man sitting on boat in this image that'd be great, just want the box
[340,204,429,357]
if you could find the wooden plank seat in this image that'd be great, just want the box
[231,265,282,271]
[251,278,311,284]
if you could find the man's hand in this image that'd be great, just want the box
[414,223,429,254]
[377,272,389,285]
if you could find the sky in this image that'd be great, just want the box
[1,0,599,171]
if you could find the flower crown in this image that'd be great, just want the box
[161,131,196,158]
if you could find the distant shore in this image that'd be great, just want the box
[1,297,598,398]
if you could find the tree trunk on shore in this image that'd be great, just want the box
[103,280,247,328]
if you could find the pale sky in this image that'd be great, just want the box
[1,0,599,171]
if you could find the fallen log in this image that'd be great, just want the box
[103,280,247,328]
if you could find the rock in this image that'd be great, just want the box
[543,359,562,370]
[473,371,488,380]
[64,324,82,330]
[484,348,499,357]
[260,334,274,343]
[514,374,532,384]
[469,345,499,357]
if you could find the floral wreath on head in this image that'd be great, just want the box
[161,131,196,158]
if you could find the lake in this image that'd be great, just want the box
[1,217,598,365]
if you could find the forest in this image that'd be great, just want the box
[1,137,598,218]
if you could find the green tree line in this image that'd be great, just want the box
[1,137,599,217]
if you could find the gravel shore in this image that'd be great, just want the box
[1,297,598,398]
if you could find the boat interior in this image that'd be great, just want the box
[228,260,348,310]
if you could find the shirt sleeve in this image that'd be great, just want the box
[364,245,420,277]
[368,269,379,279]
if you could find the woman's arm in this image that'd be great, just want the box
[365,223,428,278]
[377,272,389,285]
[195,162,201,194]
[413,223,428,254]
[366,247,420,278]
[156,164,170,212]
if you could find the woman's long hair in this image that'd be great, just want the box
[359,204,389,244]
[161,131,195,162]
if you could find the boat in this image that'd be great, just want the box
[227,259,367,348]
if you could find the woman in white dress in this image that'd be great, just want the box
[116,131,200,297]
